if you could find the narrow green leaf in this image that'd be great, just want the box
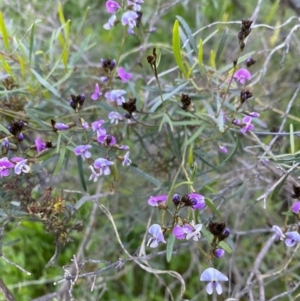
[164,114,174,132]
[205,197,220,217]
[172,20,186,77]
[185,123,206,146]
[29,23,35,64]
[130,166,161,186]
[290,123,295,154]
[215,28,228,63]
[198,39,203,65]
[53,147,66,176]
[57,2,67,36]
[265,0,280,24]
[0,54,12,76]
[56,132,62,153]
[201,227,232,254]
[271,173,289,201]
[31,68,61,97]
[0,11,10,51]
[18,55,25,78]
[110,164,119,181]
[77,156,87,191]
[210,50,216,69]
[190,163,197,182]
[0,123,10,135]
[167,126,182,163]
[221,135,239,165]
[176,16,198,55]
[188,144,194,167]
[166,235,175,262]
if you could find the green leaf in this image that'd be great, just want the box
[185,123,206,146]
[166,234,175,262]
[271,173,289,201]
[31,68,61,97]
[29,22,35,64]
[167,126,182,163]
[0,11,10,51]
[0,54,12,76]
[198,39,203,65]
[53,147,66,176]
[210,49,216,69]
[110,164,119,181]
[215,28,228,63]
[77,156,87,191]
[205,197,220,217]
[265,0,280,24]
[172,20,187,77]
[188,144,194,167]
[290,123,295,154]
[130,166,161,186]
[176,16,198,56]
[221,135,240,165]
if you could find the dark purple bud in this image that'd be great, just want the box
[18,120,24,127]
[8,126,13,134]
[78,94,85,106]
[17,133,24,142]
[69,99,77,110]
[214,248,225,258]
[172,194,181,206]
[246,57,256,67]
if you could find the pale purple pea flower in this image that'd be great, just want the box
[292,202,300,214]
[241,116,254,134]
[55,123,69,131]
[272,225,285,241]
[89,166,100,182]
[10,157,30,175]
[186,223,203,241]
[248,112,260,118]
[35,137,46,153]
[91,83,102,101]
[105,89,126,106]
[100,76,108,83]
[0,157,14,177]
[122,151,132,166]
[285,231,300,247]
[173,224,192,240]
[200,267,228,295]
[91,120,106,137]
[106,0,121,13]
[127,0,142,11]
[93,158,114,176]
[81,119,89,130]
[214,249,225,258]
[108,111,123,124]
[121,11,138,29]
[188,193,206,210]
[147,224,166,248]
[118,145,129,150]
[117,67,132,83]
[148,195,168,207]
[97,134,116,146]
[2,138,9,149]
[104,15,117,30]
[233,68,251,84]
[74,145,92,160]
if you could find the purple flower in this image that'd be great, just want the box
[173,224,191,240]
[2,138,9,149]
[122,151,132,166]
[97,134,116,146]
[10,157,30,175]
[74,145,92,160]
[233,68,251,84]
[35,137,46,153]
[55,123,69,131]
[106,0,121,13]
[91,120,106,136]
[89,166,100,182]
[272,225,285,241]
[186,223,203,241]
[91,83,102,101]
[292,202,300,214]
[117,67,132,83]
[105,89,127,105]
[100,76,108,83]
[172,194,180,206]
[0,157,14,177]
[219,145,227,154]
[200,267,228,295]
[93,158,114,176]
[17,133,24,141]
[188,193,206,210]
[247,112,260,118]
[147,224,166,248]
[147,195,168,207]
[127,0,143,11]
[108,111,123,124]
[104,15,117,30]
[118,145,129,150]
[285,231,300,247]
[241,116,254,134]
[81,119,89,130]
[214,249,225,258]
[121,11,138,29]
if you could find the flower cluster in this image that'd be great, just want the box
[0,156,30,177]
[104,0,143,34]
